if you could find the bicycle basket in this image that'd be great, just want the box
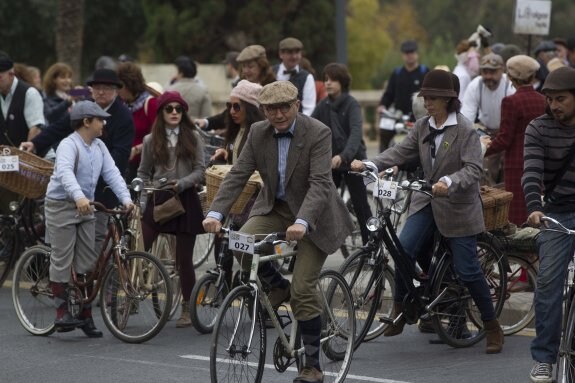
[0,146,53,199]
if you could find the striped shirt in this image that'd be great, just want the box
[275,121,295,201]
[522,113,575,214]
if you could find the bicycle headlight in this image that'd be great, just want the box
[131,177,144,193]
[8,201,19,212]
[366,217,382,232]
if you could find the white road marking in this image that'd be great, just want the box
[180,354,412,383]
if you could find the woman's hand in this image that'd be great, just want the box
[129,145,142,161]
[331,155,342,169]
[210,148,227,161]
[350,160,365,172]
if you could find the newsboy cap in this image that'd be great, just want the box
[479,53,504,70]
[534,40,556,56]
[400,40,418,53]
[258,81,298,105]
[542,66,575,92]
[237,45,266,63]
[279,37,303,51]
[70,100,111,121]
[506,55,540,81]
[0,51,14,72]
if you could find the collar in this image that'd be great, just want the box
[2,76,18,99]
[101,97,116,112]
[274,119,296,136]
[429,112,457,130]
[279,63,299,73]
[166,126,180,136]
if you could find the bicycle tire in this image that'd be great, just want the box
[0,225,17,288]
[150,234,181,320]
[194,233,215,268]
[501,255,536,335]
[318,269,355,383]
[338,248,383,348]
[12,245,55,336]
[210,285,265,383]
[362,265,395,342]
[557,292,575,383]
[190,272,229,334]
[100,251,173,344]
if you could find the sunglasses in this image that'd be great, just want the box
[226,102,241,112]
[262,102,294,114]
[164,105,183,114]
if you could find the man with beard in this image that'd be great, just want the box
[523,66,575,383]
[461,53,515,185]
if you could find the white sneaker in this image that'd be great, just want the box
[530,362,552,383]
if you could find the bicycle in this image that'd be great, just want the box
[11,201,173,343]
[209,228,355,383]
[0,196,46,287]
[341,164,507,349]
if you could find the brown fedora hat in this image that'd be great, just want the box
[418,69,457,98]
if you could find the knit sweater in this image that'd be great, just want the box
[522,113,575,214]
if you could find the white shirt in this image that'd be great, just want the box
[453,63,471,102]
[276,63,316,116]
[0,77,45,128]
[461,74,515,130]
[165,127,179,147]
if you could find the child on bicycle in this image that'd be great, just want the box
[45,101,133,337]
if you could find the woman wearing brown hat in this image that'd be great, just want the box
[137,91,205,328]
[352,69,504,354]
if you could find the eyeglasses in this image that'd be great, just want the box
[164,105,183,114]
[226,102,241,112]
[262,102,294,115]
[92,84,117,92]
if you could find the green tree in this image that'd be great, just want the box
[56,0,85,84]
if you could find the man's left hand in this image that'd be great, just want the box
[286,223,306,241]
[331,155,342,169]
[431,181,449,197]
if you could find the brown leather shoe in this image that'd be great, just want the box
[268,282,291,309]
[382,302,405,337]
[176,301,192,328]
[484,319,504,354]
[293,366,324,383]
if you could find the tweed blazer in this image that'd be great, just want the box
[371,113,485,237]
[209,114,353,254]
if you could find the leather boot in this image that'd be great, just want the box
[382,302,406,337]
[77,280,103,338]
[51,281,83,330]
[176,300,192,328]
[484,319,504,354]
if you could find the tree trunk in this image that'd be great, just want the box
[55,0,85,84]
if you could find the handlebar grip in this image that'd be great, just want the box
[420,183,432,192]
[275,232,286,240]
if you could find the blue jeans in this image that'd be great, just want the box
[394,204,496,321]
[531,211,575,363]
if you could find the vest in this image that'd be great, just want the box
[273,64,310,112]
[0,80,31,146]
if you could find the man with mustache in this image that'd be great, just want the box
[461,53,515,185]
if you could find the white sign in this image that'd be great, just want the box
[379,116,396,131]
[229,231,255,255]
[0,155,19,172]
[373,180,398,200]
[513,0,552,36]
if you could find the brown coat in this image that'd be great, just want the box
[209,114,353,254]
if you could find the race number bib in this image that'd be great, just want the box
[229,231,255,255]
[0,155,19,172]
[373,180,398,200]
[379,116,396,131]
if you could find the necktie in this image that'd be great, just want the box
[274,131,293,139]
[423,125,451,159]
[283,69,297,76]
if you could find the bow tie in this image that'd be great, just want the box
[423,126,451,159]
[273,131,293,139]
[283,69,297,76]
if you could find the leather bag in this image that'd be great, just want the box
[153,194,185,224]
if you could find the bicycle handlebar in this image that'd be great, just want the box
[540,216,575,235]
[90,201,132,216]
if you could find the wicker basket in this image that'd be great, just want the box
[198,189,208,216]
[206,165,261,215]
[0,146,53,199]
[480,186,513,231]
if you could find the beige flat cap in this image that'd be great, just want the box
[279,37,303,51]
[258,81,298,105]
[547,57,566,73]
[237,45,266,62]
[506,55,540,80]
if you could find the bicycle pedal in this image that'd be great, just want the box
[378,316,394,325]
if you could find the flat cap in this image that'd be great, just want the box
[479,53,504,69]
[279,37,303,51]
[70,100,111,121]
[0,51,14,72]
[542,66,575,92]
[258,81,298,105]
[534,40,556,56]
[547,57,566,73]
[400,40,418,53]
[237,45,266,62]
[506,55,540,80]
[499,44,522,64]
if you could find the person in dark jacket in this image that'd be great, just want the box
[42,62,74,125]
[311,63,371,245]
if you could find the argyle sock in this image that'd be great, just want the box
[300,315,322,370]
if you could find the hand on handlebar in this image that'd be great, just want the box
[350,159,365,172]
[203,217,222,233]
[527,211,545,228]
[75,197,93,216]
[286,223,306,241]
[431,181,449,197]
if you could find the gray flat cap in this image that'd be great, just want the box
[70,100,111,120]
[258,81,298,105]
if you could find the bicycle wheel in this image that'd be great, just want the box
[194,233,215,268]
[317,269,355,383]
[363,265,395,342]
[12,245,55,336]
[210,285,265,383]
[338,248,382,348]
[557,293,575,383]
[0,225,16,288]
[190,272,229,334]
[151,234,181,320]
[100,251,173,344]
[501,255,536,335]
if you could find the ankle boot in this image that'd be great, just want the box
[51,281,83,330]
[382,302,406,337]
[176,300,192,328]
[78,283,103,338]
[484,319,504,354]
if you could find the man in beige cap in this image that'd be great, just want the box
[273,37,316,115]
[204,81,352,383]
[461,52,515,185]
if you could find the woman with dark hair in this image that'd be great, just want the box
[311,63,371,246]
[117,61,158,181]
[137,91,205,328]
[42,62,74,124]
